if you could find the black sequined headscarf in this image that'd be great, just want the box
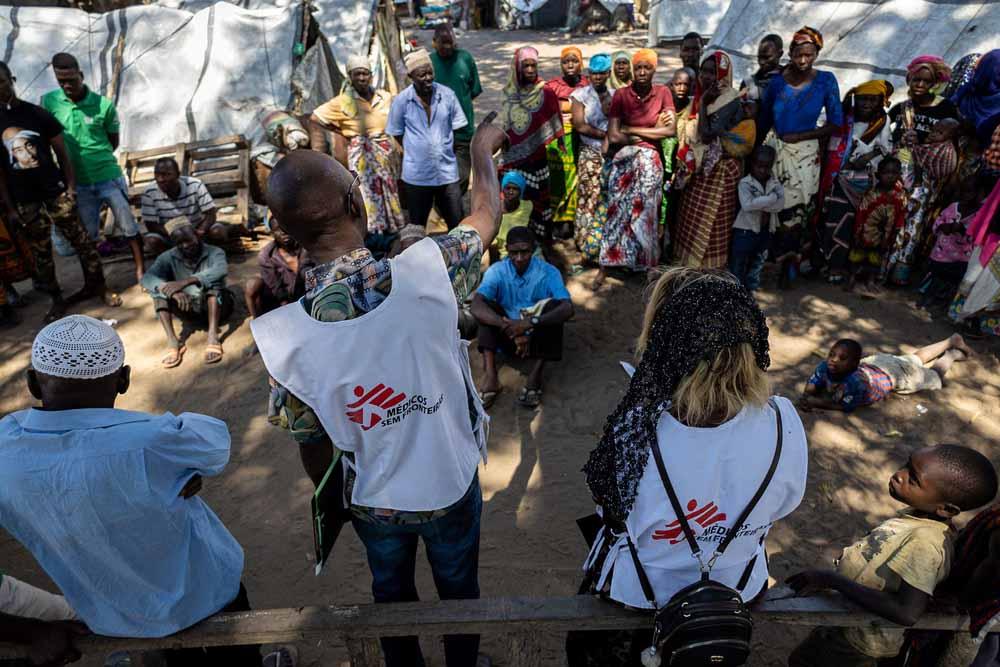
[583,272,771,522]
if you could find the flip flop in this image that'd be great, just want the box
[517,386,542,409]
[204,343,224,365]
[162,345,186,368]
[479,388,502,409]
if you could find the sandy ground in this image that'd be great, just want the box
[2,25,1000,667]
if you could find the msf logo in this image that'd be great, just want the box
[652,499,727,544]
[346,383,407,431]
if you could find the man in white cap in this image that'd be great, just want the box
[387,48,468,231]
[0,315,269,664]
[309,53,406,257]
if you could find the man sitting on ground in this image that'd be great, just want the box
[141,157,232,257]
[798,335,973,413]
[244,223,313,318]
[0,315,268,665]
[472,226,574,409]
[140,217,232,367]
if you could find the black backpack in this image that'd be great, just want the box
[629,399,784,667]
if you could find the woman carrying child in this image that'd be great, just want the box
[673,51,755,269]
[848,156,907,296]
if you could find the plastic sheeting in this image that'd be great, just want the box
[0,2,337,152]
[648,0,728,43]
[703,0,1000,99]
[162,0,379,79]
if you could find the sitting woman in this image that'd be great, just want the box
[570,267,808,665]
[673,51,755,269]
[593,49,675,289]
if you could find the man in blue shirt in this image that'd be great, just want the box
[472,226,573,408]
[386,48,468,230]
[0,315,262,665]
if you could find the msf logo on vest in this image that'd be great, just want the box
[652,499,727,545]
[346,383,445,431]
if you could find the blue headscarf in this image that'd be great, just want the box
[951,49,1000,144]
[501,171,527,193]
[589,53,612,73]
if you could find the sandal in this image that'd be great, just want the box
[479,388,502,410]
[161,345,186,368]
[517,386,542,408]
[204,343,224,364]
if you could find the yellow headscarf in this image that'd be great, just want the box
[610,50,631,89]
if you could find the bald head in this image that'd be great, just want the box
[266,150,365,247]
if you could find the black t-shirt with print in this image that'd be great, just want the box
[0,101,66,204]
[888,98,959,146]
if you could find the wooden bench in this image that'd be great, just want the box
[0,588,970,666]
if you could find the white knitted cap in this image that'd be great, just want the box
[31,315,125,380]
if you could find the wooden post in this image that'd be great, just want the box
[345,636,382,667]
[508,631,543,667]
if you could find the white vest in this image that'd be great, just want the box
[251,238,488,511]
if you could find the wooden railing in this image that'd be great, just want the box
[0,587,969,666]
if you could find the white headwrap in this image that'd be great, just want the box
[32,315,125,380]
[347,54,370,73]
[404,49,433,75]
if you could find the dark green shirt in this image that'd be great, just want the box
[430,49,482,143]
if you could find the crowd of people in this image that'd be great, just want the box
[0,18,998,667]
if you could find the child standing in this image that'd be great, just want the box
[919,174,985,307]
[798,334,973,413]
[849,156,907,297]
[729,145,785,291]
[787,444,998,667]
[493,171,534,261]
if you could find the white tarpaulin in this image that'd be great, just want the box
[0,3,336,151]
[163,0,379,78]
[649,0,729,43]
[704,0,1000,100]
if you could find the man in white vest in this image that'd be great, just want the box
[252,117,506,667]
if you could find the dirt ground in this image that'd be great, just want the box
[2,26,1000,667]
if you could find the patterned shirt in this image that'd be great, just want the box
[141,176,215,230]
[267,226,483,524]
[807,360,893,413]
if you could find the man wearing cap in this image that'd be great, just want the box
[430,24,482,197]
[140,217,232,367]
[310,54,406,256]
[387,48,468,231]
[0,315,260,663]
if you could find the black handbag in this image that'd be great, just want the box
[629,399,784,667]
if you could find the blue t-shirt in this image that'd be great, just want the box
[476,256,570,319]
[807,360,892,412]
[759,70,843,138]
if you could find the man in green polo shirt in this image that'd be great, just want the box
[42,52,144,283]
[430,24,482,202]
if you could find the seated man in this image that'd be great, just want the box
[140,157,234,256]
[0,315,258,664]
[471,226,573,409]
[140,217,233,368]
[244,223,313,318]
[798,335,973,413]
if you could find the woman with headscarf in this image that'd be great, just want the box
[545,46,590,239]
[571,53,613,262]
[951,49,1000,172]
[569,267,807,666]
[886,55,959,284]
[949,176,1000,337]
[609,51,632,90]
[592,49,675,289]
[815,80,894,283]
[310,54,405,248]
[673,51,756,269]
[758,27,843,287]
[499,46,565,242]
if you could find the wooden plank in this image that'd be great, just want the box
[0,591,972,658]
[191,156,241,173]
[508,631,543,667]
[186,134,247,151]
[197,171,247,188]
[344,636,381,667]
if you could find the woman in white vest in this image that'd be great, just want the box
[572,267,808,665]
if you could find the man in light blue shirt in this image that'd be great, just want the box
[386,48,468,230]
[471,226,573,409]
[0,315,260,664]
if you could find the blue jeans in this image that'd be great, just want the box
[729,228,769,291]
[352,478,482,667]
[52,176,139,256]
